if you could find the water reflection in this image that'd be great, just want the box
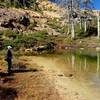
[84,58,87,70]
[97,53,100,74]
[69,51,100,87]
[71,54,75,69]
[96,53,100,86]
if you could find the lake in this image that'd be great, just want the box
[43,49,100,97]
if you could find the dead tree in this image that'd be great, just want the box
[97,11,100,39]
[58,0,80,39]
[67,0,80,39]
[82,0,94,32]
[52,0,95,39]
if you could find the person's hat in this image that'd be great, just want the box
[7,46,12,49]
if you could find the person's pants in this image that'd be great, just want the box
[7,60,12,73]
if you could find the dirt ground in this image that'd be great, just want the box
[0,56,99,100]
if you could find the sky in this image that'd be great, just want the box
[94,0,100,10]
[50,0,100,10]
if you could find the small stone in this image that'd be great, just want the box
[32,69,38,72]
[58,74,64,77]
[69,74,73,77]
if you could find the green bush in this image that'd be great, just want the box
[77,27,97,38]
[28,21,37,30]
[0,0,37,8]
[47,18,61,29]
[3,34,36,49]
[33,30,48,41]
[0,31,4,36]
[86,27,97,36]
[2,29,49,49]
[77,29,84,38]
[47,18,66,34]
[3,29,19,39]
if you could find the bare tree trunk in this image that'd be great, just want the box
[97,14,100,39]
[71,21,75,39]
[67,24,70,34]
[84,20,87,32]
[80,18,82,30]
[71,0,75,39]
[67,10,70,34]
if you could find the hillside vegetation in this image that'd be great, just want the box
[0,0,100,52]
[0,0,65,50]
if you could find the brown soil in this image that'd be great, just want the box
[0,63,62,100]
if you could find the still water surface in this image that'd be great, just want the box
[45,50,100,93]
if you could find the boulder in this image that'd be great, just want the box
[1,20,15,29]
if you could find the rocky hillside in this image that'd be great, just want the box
[0,0,64,33]
[0,0,67,50]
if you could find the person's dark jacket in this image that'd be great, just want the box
[5,50,13,61]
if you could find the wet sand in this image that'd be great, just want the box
[23,56,100,100]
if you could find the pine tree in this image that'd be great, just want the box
[0,0,37,8]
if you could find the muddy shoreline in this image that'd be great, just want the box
[0,56,100,100]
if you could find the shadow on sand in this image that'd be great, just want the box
[11,62,39,73]
[0,68,38,77]
[0,63,38,76]
[0,62,39,100]
[0,87,18,100]
[0,72,10,77]
[11,68,38,73]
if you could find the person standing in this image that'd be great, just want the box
[5,46,13,74]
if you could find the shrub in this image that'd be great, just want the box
[2,29,49,50]
[28,21,37,30]
[86,27,97,36]
[77,27,97,37]
[33,30,48,41]
[3,34,36,49]
[77,29,84,38]
[0,31,4,36]
[0,0,37,8]
[3,29,19,39]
